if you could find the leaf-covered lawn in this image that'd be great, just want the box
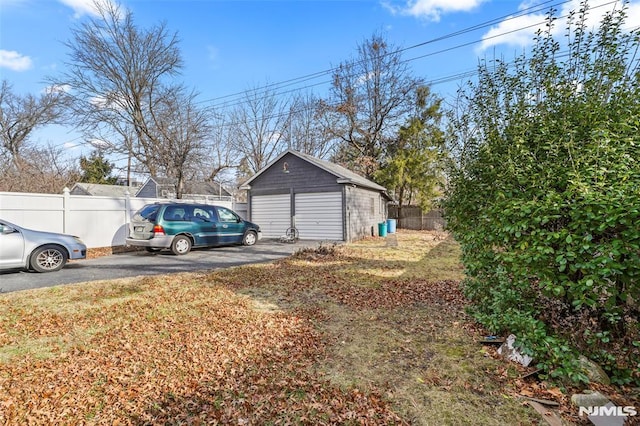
[0,231,588,424]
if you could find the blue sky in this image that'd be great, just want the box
[1,0,639,154]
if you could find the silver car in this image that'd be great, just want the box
[0,219,87,273]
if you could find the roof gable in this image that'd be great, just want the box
[241,149,387,193]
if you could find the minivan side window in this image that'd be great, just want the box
[216,207,239,223]
[193,207,212,221]
[164,206,188,221]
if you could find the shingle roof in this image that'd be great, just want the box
[143,177,232,197]
[70,183,135,197]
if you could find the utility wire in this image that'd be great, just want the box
[56,0,629,146]
[198,0,626,129]
[197,0,574,110]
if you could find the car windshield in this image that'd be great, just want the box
[133,205,161,222]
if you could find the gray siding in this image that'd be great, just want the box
[345,186,388,242]
[135,181,158,198]
[248,151,389,242]
[249,153,342,196]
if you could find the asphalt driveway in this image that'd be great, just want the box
[0,239,323,293]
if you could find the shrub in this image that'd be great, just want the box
[444,2,640,385]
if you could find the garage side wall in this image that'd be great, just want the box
[345,186,388,242]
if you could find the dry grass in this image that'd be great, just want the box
[0,230,546,425]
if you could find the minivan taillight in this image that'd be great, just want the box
[153,225,165,235]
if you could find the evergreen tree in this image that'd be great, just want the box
[79,151,117,184]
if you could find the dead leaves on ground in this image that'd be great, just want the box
[0,231,549,424]
[0,272,407,424]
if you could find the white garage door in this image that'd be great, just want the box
[251,194,291,238]
[295,192,343,241]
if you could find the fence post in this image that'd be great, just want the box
[63,187,70,233]
[124,191,131,228]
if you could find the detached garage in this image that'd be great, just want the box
[241,150,391,242]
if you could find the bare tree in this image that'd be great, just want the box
[53,0,206,188]
[286,92,336,159]
[228,84,292,175]
[200,112,239,182]
[0,144,80,193]
[321,32,424,178]
[0,80,70,171]
[150,87,212,198]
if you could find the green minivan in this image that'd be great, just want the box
[126,202,261,255]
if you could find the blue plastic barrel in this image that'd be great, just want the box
[378,221,387,237]
[386,218,397,233]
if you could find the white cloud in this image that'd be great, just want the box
[626,1,640,29]
[44,84,71,95]
[63,141,80,149]
[89,138,112,149]
[58,0,114,18]
[387,0,486,22]
[0,49,33,71]
[90,95,110,108]
[477,13,547,51]
[478,0,640,51]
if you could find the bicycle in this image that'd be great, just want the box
[279,226,299,243]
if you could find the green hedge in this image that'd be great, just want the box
[444,3,640,385]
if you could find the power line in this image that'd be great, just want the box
[197,0,575,110]
[200,0,627,128]
[54,0,631,148]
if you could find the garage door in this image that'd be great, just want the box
[251,194,291,238]
[295,192,343,240]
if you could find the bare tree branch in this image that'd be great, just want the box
[0,80,70,171]
[322,32,424,178]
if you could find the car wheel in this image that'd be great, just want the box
[171,235,192,255]
[31,244,68,273]
[243,231,257,246]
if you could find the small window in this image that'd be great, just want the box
[216,207,238,223]
[370,198,375,215]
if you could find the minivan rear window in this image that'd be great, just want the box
[133,204,161,222]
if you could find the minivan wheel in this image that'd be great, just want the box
[171,235,192,255]
[243,231,257,246]
[31,244,68,272]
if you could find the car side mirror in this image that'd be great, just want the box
[1,225,16,234]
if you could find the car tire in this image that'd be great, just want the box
[243,231,257,246]
[30,244,68,273]
[171,235,192,255]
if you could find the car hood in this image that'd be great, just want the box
[21,227,81,241]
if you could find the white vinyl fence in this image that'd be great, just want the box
[0,189,234,249]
